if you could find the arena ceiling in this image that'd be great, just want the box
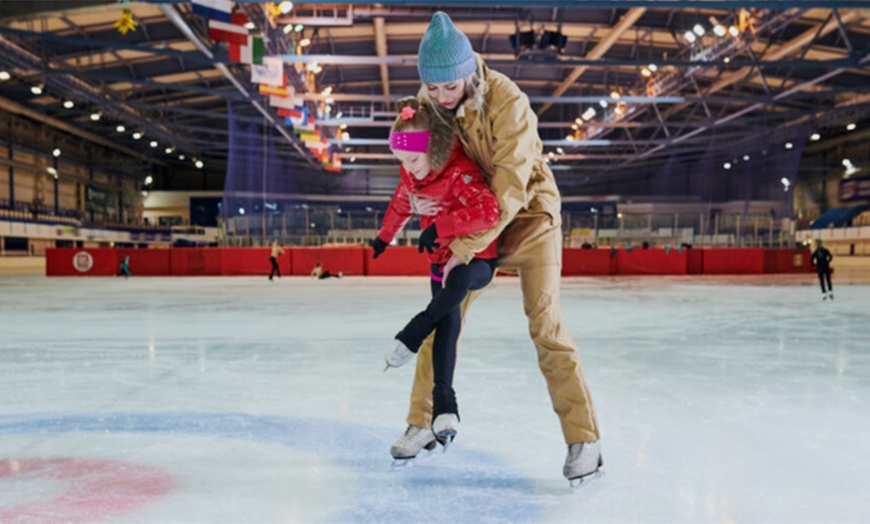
[0,1,869,197]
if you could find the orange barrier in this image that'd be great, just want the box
[46,247,815,277]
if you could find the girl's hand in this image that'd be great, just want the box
[442,255,462,288]
[410,195,441,216]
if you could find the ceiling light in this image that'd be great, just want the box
[63,100,74,109]
[684,31,696,43]
[781,177,791,191]
[0,71,10,81]
[728,26,740,37]
[810,132,821,141]
[178,154,185,160]
[713,25,727,37]
[648,64,657,72]
[723,162,732,170]
[610,91,621,100]
[31,84,43,95]
[556,147,564,154]
[132,131,142,140]
[846,123,856,131]
[46,166,58,177]
[144,175,153,185]
[116,124,126,132]
[294,24,304,33]
[165,147,173,154]
[693,24,706,37]
[743,154,750,161]
[641,68,651,77]
[571,123,578,130]
[52,148,61,157]
[599,99,608,108]
[90,112,101,121]
[299,37,311,47]
[244,21,255,30]
[842,158,853,168]
[150,140,158,148]
[321,86,333,96]
[278,1,293,14]
[195,160,204,169]
[283,24,293,34]
[565,134,575,141]
[341,131,350,141]
[349,157,356,163]
[785,142,793,149]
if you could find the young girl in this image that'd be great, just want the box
[371,97,499,450]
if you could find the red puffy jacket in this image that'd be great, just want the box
[377,141,499,265]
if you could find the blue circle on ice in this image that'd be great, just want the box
[0,412,544,522]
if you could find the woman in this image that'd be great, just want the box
[389,11,602,482]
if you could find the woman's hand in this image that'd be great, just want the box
[410,195,441,216]
[442,255,462,288]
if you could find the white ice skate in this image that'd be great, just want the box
[390,425,437,466]
[384,340,414,371]
[563,441,603,488]
[432,413,459,451]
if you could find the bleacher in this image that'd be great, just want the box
[809,205,870,229]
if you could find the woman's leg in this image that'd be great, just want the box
[817,271,826,293]
[825,270,832,292]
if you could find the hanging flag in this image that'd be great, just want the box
[251,56,285,87]
[229,35,264,65]
[269,92,298,110]
[113,9,138,35]
[192,0,233,22]
[208,19,248,45]
[258,84,288,97]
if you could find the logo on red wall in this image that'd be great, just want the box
[73,251,94,273]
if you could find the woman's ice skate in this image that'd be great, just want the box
[384,340,414,371]
[563,441,604,488]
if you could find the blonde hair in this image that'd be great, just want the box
[392,97,456,172]
[420,69,489,115]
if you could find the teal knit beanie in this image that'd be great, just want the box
[417,12,476,84]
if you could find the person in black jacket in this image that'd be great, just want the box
[810,240,834,300]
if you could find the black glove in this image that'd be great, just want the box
[418,224,440,254]
[371,237,389,259]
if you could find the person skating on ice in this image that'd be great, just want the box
[268,240,284,281]
[116,255,131,278]
[811,239,834,300]
[310,262,342,279]
[371,97,499,450]
[388,12,602,484]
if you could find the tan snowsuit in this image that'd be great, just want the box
[408,55,600,444]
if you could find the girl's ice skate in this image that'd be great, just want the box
[432,413,459,450]
[384,340,415,370]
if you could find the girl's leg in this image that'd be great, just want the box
[395,260,495,352]
[817,272,826,293]
[825,271,832,292]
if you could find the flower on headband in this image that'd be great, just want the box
[400,105,417,121]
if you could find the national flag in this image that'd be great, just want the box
[299,131,321,143]
[251,56,285,87]
[258,84,288,97]
[291,115,316,132]
[287,106,309,126]
[192,0,232,22]
[229,35,264,65]
[269,93,297,110]
[208,19,248,45]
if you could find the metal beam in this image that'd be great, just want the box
[538,7,646,117]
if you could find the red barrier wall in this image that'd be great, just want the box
[702,248,765,274]
[117,248,170,276]
[561,248,613,276]
[615,248,688,275]
[291,246,365,276]
[45,247,817,277]
[365,246,430,276]
[169,248,222,276]
[220,248,291,276]
[46,248,117,276]
[763,248,812,273]
[686,249,704,275]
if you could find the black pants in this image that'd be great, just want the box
[396,259,496,419]
[817,269,832,293]
[269,257,280,279]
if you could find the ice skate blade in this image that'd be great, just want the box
[390,446,437,469]
[569,469,604,489]
[435,431,456,452]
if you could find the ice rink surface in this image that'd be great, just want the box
[1,273,868,523]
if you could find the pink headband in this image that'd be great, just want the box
[389,131,430,153]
